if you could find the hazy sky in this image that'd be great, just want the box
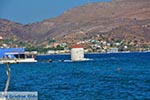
[0,0,111,24]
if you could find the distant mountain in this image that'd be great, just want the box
[0,0,150,47]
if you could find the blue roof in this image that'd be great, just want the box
[0,48,25,58]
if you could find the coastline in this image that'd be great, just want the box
[37,51,150,56]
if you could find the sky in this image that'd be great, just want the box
[0,0,111,24]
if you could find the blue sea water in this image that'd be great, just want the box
[0,52,150,100]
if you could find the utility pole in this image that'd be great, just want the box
[0,63,11,100]
[4,63,10,96]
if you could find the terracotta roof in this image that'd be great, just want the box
[72,44,82,48]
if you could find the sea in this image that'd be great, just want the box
[0,52,150,100]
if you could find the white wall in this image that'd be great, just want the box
[71,48,84,61]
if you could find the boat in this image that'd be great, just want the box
[0,49,37,64]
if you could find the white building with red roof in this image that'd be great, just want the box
[71,44,84,61]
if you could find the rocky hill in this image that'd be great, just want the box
[0,0,150,48]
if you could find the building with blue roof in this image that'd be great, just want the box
[0,48,25,59]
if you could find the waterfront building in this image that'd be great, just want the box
[0,48,37,64]
[0,48,25,59]
[71,45,84,61]
[107,47,119,53]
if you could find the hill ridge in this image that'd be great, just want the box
[0,0,150,49]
